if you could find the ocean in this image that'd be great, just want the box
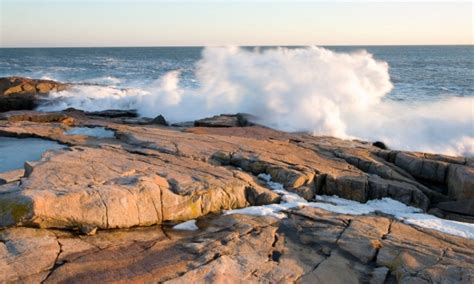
[0,45,473,155]
[1,46,472,100]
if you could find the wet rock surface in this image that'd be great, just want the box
[0,107,473,283]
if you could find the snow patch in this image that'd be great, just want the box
[225,203,301,219]
[226,174,474,239]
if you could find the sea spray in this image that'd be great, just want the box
[37,46,474,156]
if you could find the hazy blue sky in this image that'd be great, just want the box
[1,1,472,47]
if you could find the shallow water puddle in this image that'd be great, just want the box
[173,220,199,231]
[0,137,65,172]
[65,127,115,138]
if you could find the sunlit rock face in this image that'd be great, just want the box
[0,77,70,112]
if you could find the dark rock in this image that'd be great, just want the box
[0,94,37,112]
[447,164,474,200]
[372,141,388,150]
[151,114,168,126]
[63,107,85,114]
[368,176,429,210]
[444,212,474,223]
[428,207,446,218]
[194,113,255,128]
[236,113,255,126]
[323,174,369,203]
[121,115,168,126]
[84,109,138,118]
[435,199,474,216]
[171,121,195,127]
[394,152,448,184]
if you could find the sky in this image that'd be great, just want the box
[1,1,472,47]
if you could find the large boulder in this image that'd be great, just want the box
[0,77,68,96]
[0,146,279,230]
[0,77,69,112]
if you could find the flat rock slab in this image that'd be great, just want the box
[0,169,23,185]
[0,208,472,283]
[0,111,473,232]
[0,145,279,229]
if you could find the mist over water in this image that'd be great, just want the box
[11,46,474,156]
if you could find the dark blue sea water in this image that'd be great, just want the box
[1,46,472,101]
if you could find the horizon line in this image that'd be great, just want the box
[1,44,473,49]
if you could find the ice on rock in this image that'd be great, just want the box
[227,173,474,239]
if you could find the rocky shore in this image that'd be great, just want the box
[0,77,69,112]
[0,77,473,283]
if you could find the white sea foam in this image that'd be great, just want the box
[37,46,474,156]
[86,76,122,86]
[225,174,474,239]
[37,85,145,112]
[40,76,56,81]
